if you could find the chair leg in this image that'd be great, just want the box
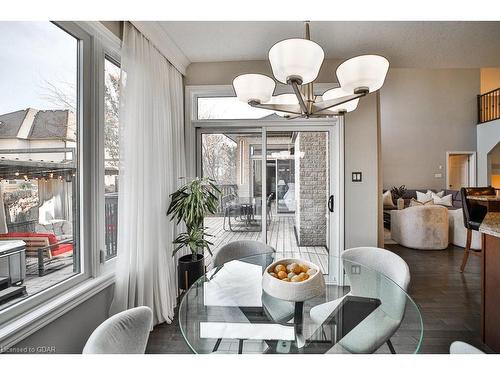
[386,339,396,354]
[212,338,222,352]
[460,229,473,273]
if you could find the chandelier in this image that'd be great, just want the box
[232,22,389,119]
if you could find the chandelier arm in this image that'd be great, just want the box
[290,80,309,114]
[311,92,366,114]
[248,102,303,115]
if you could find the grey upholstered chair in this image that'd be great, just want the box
[83,306,153,354]
[450,341,485,354]
[212,240,275,268]
[310,247,410,354]
[210,240,294,352]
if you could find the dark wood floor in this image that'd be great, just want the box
[146,243,487,354]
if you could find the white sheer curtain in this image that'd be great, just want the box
[111,23,186,325]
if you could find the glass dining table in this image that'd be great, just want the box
[178,252,423,354]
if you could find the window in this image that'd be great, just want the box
[0,22,81,311]
[197,97,276,120]
[103,57,120,261]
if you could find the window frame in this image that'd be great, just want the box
[0,20,121,349]
[94,38,121,273]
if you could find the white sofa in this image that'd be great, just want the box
[448,208,481,250]
[390,206,449,250]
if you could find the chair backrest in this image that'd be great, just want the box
[212,240,275,268]
[450,341,484,354]
[82,306,153,354]
[460,187,494,229]
[342,247,410,320]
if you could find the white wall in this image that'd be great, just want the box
[477,118,500,186]
[344,94,380,248]
[380,68,479,190]
[10,286,113,354]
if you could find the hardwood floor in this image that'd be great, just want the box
[146,242,487,354]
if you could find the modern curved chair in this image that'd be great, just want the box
[212,240,275,268]
[310,247,410,354]
[210,240,294,353]
[450,341,484,354]
[82,306,153,354]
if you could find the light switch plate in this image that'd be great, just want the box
[434,173,442,178]
[352,172,362,182]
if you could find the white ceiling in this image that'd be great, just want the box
[159,21,500,68]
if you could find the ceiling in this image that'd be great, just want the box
[159,21,500,68]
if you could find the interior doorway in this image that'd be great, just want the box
[446,151,477,190]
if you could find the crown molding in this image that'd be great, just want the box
[131,21,190,75]
[77,21,122,54]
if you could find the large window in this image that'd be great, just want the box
[0,22,82,311]
[103,57,120,261]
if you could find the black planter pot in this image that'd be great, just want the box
[178,253,205,291]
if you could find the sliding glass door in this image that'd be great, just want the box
[197,126,339,282]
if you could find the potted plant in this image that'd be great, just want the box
[390,185,407,210]
[167,177,220,291]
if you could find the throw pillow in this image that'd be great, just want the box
[416,191,432,203]
[383,190,395,207]
[410,198,434,207]
[432,193,452,207]
[427,189,444,198]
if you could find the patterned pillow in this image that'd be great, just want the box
[416,191,432,203]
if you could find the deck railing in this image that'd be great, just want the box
[478,88,500,124]
[104,193,118,260]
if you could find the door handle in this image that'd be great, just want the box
[328,195,334,213]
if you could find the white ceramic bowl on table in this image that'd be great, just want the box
[262,258,325,302]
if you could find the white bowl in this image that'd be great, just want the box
[262,258,325,302]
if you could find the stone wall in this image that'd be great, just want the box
[295,132,328,246]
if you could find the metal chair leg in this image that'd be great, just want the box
[212,338,222,352]
[386,339,396,354]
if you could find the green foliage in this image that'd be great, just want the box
[390,185,407,200]
[167,177,221,258]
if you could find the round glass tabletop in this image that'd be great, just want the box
[179,252,423,354]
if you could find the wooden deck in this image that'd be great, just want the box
[204,215,329,273]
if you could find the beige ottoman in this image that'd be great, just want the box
[391,206,449,250]
[448,208,481,250]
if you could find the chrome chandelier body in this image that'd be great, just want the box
[232,22,389,119]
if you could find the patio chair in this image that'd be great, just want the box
[222,193,240,231]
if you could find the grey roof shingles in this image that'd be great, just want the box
[0,108,75,141]
[0,109,28,138]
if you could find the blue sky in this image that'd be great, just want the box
[0,21,77,115]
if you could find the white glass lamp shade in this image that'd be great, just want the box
[336,55,389,94]
[322,87,359,112]
[269,38,325,85]
[266,93,299,117]
[233,74,276,104]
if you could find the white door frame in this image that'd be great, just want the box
[188,84,344,284]
[445,151,477,189]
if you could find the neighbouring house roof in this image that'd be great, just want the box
[0,110,26,138]
[0,108,76,141]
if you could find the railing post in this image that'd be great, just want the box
[478,94,481,124]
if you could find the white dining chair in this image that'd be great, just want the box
[310,247,410,354]
[82,306,153,354]
[209,240,295,353]
[450,341,485,354]
[212,240,275,268]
